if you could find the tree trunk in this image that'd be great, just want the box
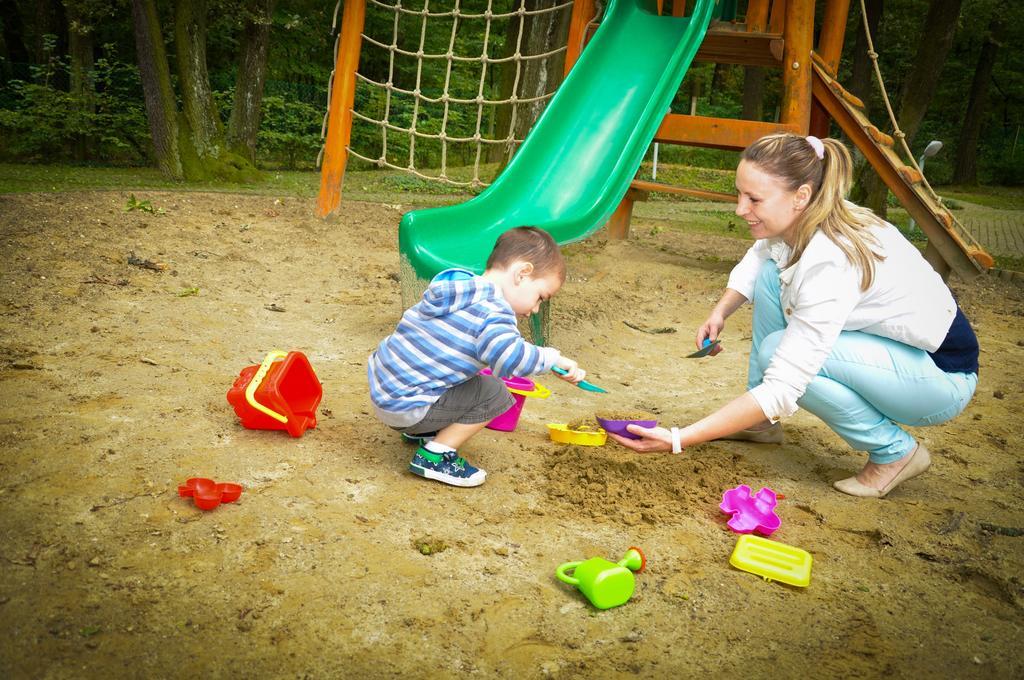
[709,63,733,105]
[491,0,573,163]
[227,0,275,164]
[174,0,222,160]
[131,0,183,179]
[860,0,963,216]
[741,66,764,121]
[953,16,1003,185]
[67,3,95,161]
[48,0,68,89]
[848,0,882,113]
[0,0,31,80]
[894,0,964,147]
[848,0,882,205]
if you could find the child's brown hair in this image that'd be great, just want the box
[485,226,565,280]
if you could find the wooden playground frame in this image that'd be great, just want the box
[318,0,992,280]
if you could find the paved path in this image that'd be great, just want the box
[960,208,1024,259]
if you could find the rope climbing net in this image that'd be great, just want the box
[322,0,575,188]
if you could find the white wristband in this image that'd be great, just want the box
[670,427,682,454]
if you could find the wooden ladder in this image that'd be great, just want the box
[810,54,992,279]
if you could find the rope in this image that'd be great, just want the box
[857,0,983,251]
[380,1,401,169]
[504,0,528,159]
[360,33,567,63]
[354,71,558,105]
[438,0,461,176]
[329,0,572,188]
[348,146,487,187]
[470,0,497,184]
[368,0,573,19]
[406,0,431,171]
[352,109,525,143]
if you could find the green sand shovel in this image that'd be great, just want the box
[551,366,608,393]
[556,547,646,609]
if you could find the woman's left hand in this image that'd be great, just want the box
[607,425,673,452]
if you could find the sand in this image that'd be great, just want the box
[1,190,1022,677]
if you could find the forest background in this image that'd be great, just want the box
[0,0,1021,205]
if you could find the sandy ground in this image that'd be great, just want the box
[1,190,1022,678]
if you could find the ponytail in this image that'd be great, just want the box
[741,134,884,290]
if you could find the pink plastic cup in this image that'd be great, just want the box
[480,369,537,432]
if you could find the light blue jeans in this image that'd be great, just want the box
[748,261,977,464]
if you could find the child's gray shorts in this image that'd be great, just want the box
[398,373,513,435]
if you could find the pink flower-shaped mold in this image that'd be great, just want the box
[719,484,781,536]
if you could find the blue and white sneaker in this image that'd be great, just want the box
[401,431,438,446]
[409,446,486,487]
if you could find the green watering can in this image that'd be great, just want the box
[556,547,646,610]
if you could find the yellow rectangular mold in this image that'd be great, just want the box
[729,534,812,587]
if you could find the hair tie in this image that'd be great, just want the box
[806,135,825,160]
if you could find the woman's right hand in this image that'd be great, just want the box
[697,314,726,356]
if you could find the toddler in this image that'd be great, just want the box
[368,227,585,487]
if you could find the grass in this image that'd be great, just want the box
[2,162,1020,270]
[992,254,1024,272]
[0,162,322,197]
[0,162,488,209]
[3,161,1019,209]
[0,161,736,201]
[635,162,737,197]
[936,184,1024,211]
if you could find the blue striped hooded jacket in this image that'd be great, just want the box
[367,271,560,427]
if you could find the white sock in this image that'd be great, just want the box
[424,440,456,454]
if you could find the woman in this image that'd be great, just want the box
[612,133,979,498]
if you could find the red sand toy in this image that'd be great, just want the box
[227,350,322,437]
[178,477,244,511]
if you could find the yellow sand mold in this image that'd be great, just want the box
[547,423,608,447]
[729,534,813,587]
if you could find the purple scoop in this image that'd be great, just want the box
[596,417,658,440]
[719,484,781,535]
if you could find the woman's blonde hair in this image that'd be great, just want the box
[741,133,883,290]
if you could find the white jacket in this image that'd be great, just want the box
[727,222,957,421]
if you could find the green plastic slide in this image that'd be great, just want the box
[398,0,715,303]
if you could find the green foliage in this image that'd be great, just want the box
[2,0,1022,192]
[982,153,1024,186]
[645,145,741,171]
[0,44,148,163]
[255,95,322,169]
[124,193,159,212]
